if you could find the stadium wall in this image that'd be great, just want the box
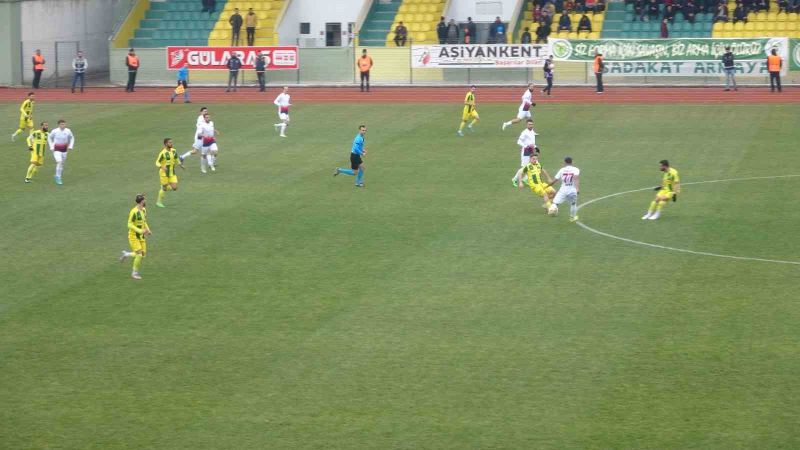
[446,0,520,22]
[278,0,363,47]
[0,1,23,85]
[108,44,800,87]
[18,0,134,85]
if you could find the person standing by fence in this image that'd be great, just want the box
[358,49,373,92]
[71,51,87,94]
[255,53,266,92]
[229,8,243,46]
[226,53,242,92]
[767,48,782,93]
[125,48,140,92]
[171,64,190,103]
[542,56,554,96]
[32,49,45,89]
[593,51,604,94]
[722,46,736,91]
[245,8,258,46]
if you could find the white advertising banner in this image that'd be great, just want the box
[411,44,553,69]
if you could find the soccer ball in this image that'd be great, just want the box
[548,204,559,216]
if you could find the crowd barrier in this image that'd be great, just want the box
[108,39,800,87]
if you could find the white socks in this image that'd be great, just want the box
[570,203,578,217]
[514,167,524,183]
[180,151,192,160]
[280,123,287,135]
[123,251,134,257]
[55,162,64,178]
[201,157,207,171]
[207,153,216,168]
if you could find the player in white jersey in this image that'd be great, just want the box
[273,86,291,138]
[502,84,536,130]
[177,106,207,165]
[47,119,75,185]
[544,156,581,222]
[511,119,539,187]
[198,112,221,173]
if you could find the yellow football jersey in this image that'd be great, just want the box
[155,147,180,177]
[127,206,148,239]
[464,91,475,112]
[27,130,48,158]
[522,162,545,186]
[662,167,680,192]
[20,99,33,117]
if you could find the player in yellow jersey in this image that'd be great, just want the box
[120,194,151,280]
[12,92,35,142]
[155,138,184,208]
[457,85,479,136]
[642,159,680,220]
[516,153,556,211]
[24,122,49,183]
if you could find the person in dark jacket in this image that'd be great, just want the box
[558,12,572,31]
[229,8,243,45]
[226,53,242,92]
[577,14,592,32]
[721,46,737,91]
[465,17,477,44]
[521,27,532,43]
[436,17,447,44]
[535,20,551,43]
[733,2,747,22]
[542,55,554,96]
[446,19,459,43]
[255,53,266,92]
[660,18,669,37]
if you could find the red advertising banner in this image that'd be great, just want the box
[166,46,299,70]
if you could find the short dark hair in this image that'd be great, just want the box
[660,159,669,166]
[28,92,34,96]
[362,49,368,54]
[57,119,66,124]
[200,106,207,112]
[129,48,135,52]
[135,194,146,204]
[359,124,366,129]
[468,16,472,20]
[565,156,573,164]
[771,48,777,55]
[163,138,172,145]
[40,121,46,126]
[527,119,534,124]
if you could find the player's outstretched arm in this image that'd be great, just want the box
[542,168,553,184]
[574,175,580,194]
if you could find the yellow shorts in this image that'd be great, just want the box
[29,151,44,165]
[531,184,555,197]
[129,236,147,255]
[19,116,32,130]
[160,174,178,186]
[657,189,673,199]
[462,108,479,122]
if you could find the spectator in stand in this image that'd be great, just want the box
[661,17,670,37]
[544,1,556,18]
[125,48,139,92]
[564,0,575,11]
[446,19,460,44]
[633,0,646,20]
[31,49,45,89]
[521,26,533,43]
[577,14,592,32]
[596,0,607,12]
[663,5,676,22]
[533,5,543,22]
[755,0,769,11]
[394,22,408,46]
[648,0,660,20]
[494,17,508,43]
[245,8,257,46]
[714,2,729,21]
[229,8,243,46]
[465,17,477,44]
[721,46,737,91]
[255,53,266,92]
[201,0,215,14]
[541,8,553,26]
[586,0,597,13]
[535,20,552,43]
[558,11,572,31]
[437,17,447,44]
[684,0,696,22]
[71,50,87,94]
[226,53,242,92]
[777,0,789,12]
[733,2,746,22]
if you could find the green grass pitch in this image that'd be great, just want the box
[1,101,799,449]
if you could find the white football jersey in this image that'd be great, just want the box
[274,93,290,108]
[519,90,532,110]
[554,165,580,191]
[198,121,215,138]
[48,127,75,149]
[517,128,537,150]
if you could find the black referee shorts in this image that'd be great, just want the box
[350,153,363,170]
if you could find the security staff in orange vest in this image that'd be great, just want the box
[593,51,604,94]
[767,48,782,93]
[32,49,45,89]
[358,49,373,93]
[125,48,140,93]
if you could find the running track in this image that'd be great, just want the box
[0,86,797,104]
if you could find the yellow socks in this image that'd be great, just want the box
[469,119,478,127]
[545,200,552,208]
[158,188,166,203]
[26,164,37,179]
[656,201,665,211]
[12,129,23,138]
[458,122,466,132]
[133,254,142,272]
[648,201,657,213]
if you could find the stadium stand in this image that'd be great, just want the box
[208,0,285,46]
[603,1,712,38]
[713,7,800,38]
[359,0,445,46]
[129,0,228,48]
[517,1,604,41]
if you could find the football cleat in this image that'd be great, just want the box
[131,272,142,280]
[641,213,651,220]
[457,130,463,136]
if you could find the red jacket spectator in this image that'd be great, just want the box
[661,18,669,37]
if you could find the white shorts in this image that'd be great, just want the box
[202,143,218,154]
[279,112,290,122]
[52,150,68,163]
[192,137,203,150]
[517,108,532,120]
[553,189,578,205]
[521,154,531,166]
